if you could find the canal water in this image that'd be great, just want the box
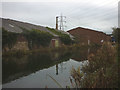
[2,48,96,88]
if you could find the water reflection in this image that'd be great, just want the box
[56,64,58,75]
[3,47,98,88]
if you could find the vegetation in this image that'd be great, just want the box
[23,29,53,49]
[112,27,120,43]
[59,34,73,45]
[46,27,65,36]
[2,24,119,88]
[71,42,118,88]
[46,27,73,45]
[112,27,120,86]
[2,28,19,49]
[70,28,119,88]
[2,27,74,52]
[2,28,53,50]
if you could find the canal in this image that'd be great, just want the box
[2,48,97,88]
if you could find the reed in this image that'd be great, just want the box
[71,42,118,88]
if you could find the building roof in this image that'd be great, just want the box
[67,27,106,35]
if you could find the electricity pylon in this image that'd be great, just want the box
[56,14,66,31]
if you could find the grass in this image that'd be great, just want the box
[46,27,64,36]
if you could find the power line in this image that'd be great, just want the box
[66,16,117,32]
[66,10,117,26]
[56,1,118,32]
[63,0,118,25]
[64,0,118,17]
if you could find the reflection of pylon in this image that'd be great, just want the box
[56,14,66,31]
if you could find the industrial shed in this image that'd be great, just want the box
[67,27,111,45]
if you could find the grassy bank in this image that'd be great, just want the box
[2,43,100,57]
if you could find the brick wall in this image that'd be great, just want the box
[67,27,111,45]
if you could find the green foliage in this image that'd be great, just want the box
[46,27,73,45]
[59,34,73,45]
[2,27,53,50]
[2,26,73,52]
[112,27,120,43]
[46,27,63,36]
[2,28,18,49]
[23,29,53,48]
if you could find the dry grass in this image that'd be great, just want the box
[71,42,118,88]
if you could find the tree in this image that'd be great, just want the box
[112,27,120,43]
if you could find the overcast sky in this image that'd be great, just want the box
[1,0,119,34]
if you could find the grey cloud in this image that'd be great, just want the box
[1,2,118,34]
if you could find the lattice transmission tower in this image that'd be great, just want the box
[56,14,66,31]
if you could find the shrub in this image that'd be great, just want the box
[71,42,118,88]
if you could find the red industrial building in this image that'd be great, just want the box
[67,27,111,45]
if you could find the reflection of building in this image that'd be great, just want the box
[67,27,111,45]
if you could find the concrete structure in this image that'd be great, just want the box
[50,36,61,48]
[67,27,111,45]
[12,35,29,50]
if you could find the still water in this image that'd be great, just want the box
[2,48,96,88]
